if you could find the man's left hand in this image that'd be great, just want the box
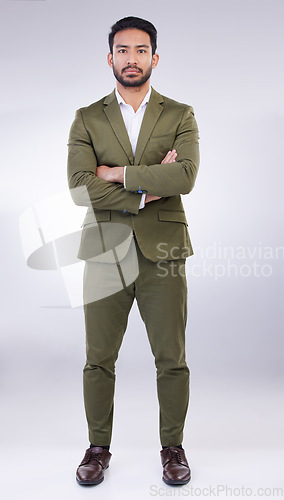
[96,165,124,183]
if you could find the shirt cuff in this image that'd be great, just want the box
[124,166,127,188]
[139,193,146,209]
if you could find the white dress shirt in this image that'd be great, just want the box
[115,86,152,209]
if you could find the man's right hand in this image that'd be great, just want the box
[145,194,161,203]
[145,149,177,203]
[161,149,177,164]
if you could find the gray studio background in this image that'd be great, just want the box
[1,0,283,499]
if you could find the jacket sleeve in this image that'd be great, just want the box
[67,109,141,214]
[124,106,200,197]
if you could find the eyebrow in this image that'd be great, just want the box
[115,44,150,49]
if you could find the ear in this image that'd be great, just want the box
[152,53,159,69]
[107,52,113,68]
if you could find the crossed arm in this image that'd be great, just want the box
[67,105,199,214]
[96,149,178,204]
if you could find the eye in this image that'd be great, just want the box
[118,49,126,53]
[138,49,146,53]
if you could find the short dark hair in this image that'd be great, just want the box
[108,16,157,55]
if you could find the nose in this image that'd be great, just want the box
[127,49,138,65]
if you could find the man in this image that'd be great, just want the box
[67,16,199,486]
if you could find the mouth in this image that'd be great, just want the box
[124,68,141,75]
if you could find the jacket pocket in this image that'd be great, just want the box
[82,210,111,227]
[149,133,175,143]
[158,209,188,225]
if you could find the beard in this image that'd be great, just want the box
[112,63,152,88]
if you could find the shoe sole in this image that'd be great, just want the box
[162,475,191,486]
[76,476,104,486]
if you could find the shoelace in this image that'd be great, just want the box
[168,448,188,467]
[81,449,103,466]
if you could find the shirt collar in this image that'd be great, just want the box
[115,86,152,109]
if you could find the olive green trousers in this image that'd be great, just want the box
[82,235,189,447]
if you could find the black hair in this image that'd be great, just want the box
[108,16,157,55]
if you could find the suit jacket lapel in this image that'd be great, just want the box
[134,87,164,165]
[103,90,134,165]
[103,87,164,166]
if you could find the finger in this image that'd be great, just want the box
[167,150,177,159]
[161,151,171,164]
[162,150,176,164]
[163,151,177,164]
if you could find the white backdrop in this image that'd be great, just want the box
[1,1,283,499]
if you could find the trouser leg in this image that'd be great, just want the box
[82,259,135,446]
[135,242,189,447]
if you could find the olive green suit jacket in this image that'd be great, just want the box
[67,87,200,263]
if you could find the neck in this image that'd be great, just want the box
[116,81,150,112]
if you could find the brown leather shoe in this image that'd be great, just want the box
[76,446,112,486]
[160,446,191,485]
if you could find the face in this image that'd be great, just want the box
[107,28,159,88]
